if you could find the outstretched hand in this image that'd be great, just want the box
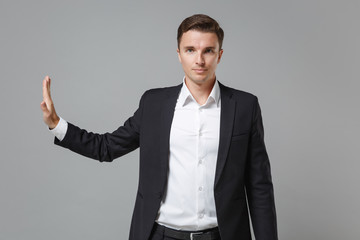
[40,76,60,129]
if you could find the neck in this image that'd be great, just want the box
[185,77,216,105]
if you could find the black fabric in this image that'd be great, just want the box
[152,223,220,240]
[55,82,277,240]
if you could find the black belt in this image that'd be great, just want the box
[153,223,220,240]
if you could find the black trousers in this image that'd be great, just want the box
[148,223,221,240]
[149,230,173,240]
[148,224,176,240]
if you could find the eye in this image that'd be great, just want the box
[205,49,214,53]
[186,49,194,53]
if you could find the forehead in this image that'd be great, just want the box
[179,30,219,49]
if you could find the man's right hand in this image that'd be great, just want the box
[40,76,60,129]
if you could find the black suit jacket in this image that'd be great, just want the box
[55,82,277,240]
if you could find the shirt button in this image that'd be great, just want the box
[198,186,203,191]
[198,213,204,219]
[199,159,203,164]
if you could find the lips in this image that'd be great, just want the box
[193,68,207,73]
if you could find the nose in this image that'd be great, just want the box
[196,52,205,65]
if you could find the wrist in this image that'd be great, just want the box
[49,116,60,130]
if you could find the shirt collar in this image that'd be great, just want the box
[178,77,221,107]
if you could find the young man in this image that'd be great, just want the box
[41,14,277,240]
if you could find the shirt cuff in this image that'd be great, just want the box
[49,117,68,141]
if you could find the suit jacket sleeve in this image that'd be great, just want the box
[54,93,145,162]
[245,98,278,240]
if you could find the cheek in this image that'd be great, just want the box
[206,56,218,65]
[182,59,192,68]
[180,62,190,72]
[209,59,219,69]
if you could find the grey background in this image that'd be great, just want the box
[0,0,359,239]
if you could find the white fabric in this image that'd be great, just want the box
[156,79,221,231]
[49,117,68,141]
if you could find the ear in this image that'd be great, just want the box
[217,49,224,64]
[177,48,182,63]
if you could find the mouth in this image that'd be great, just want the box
[193,68,207,73]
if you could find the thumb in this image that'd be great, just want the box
[40,101,49,114]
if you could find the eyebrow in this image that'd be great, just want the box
[183,46,217,50]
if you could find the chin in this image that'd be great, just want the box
[191,78,207,84]
[192,75,208,81]
[186,74,213,85]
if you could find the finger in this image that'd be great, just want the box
[42,76,48,99]
[42,76,52,106]
[47,76,51,96]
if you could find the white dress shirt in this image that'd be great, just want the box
[50,78,221,231]
[156,79,221,230]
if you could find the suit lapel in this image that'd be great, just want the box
[214,83,235,188]
[159,84,182,189]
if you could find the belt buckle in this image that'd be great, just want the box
[190,232,203,240]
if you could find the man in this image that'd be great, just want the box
[41,14,277,240]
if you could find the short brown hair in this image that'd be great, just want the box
[177,14,224,50]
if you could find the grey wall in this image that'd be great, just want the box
[1,0,359,239]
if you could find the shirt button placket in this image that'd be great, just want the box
[197,106,206,224]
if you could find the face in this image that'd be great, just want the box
[177,30,223,87]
